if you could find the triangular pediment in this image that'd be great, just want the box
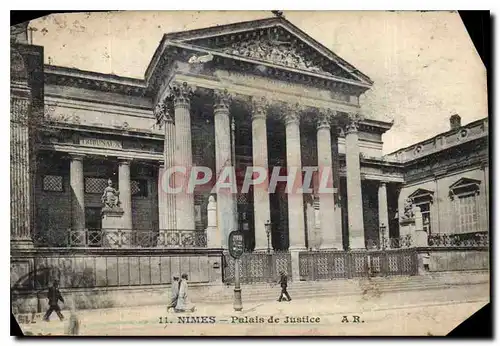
[164,17,372,85]
[408,188,434,203]
[449,178,481,190]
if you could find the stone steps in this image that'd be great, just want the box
[200,271,489,303]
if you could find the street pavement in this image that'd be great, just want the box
[19,282,489,336]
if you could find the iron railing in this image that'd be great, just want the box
[33,229,207,248]
[223,250,292,284]
[365,235,413,250]
[427,231,488,247]
[299,249,418,280]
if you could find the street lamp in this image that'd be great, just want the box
[380,223,387,250]
[265,220,272,253]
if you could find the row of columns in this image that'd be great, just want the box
[69,155,133,231]
[155,82,372,250]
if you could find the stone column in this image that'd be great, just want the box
[10,76,33,248]
[345,114,365,249]
[250,96,271,251]
[284,105,306,250]
[70,154,86,231]
[118,158,132,230]
[171,82,195,230]
[213,89,237,248]
[284,104,306,281]
[317,111,340,249]
[378,181,390,247]
[154,100,176,246]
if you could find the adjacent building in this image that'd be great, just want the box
[10,15,489,311]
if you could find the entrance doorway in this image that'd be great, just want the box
[85,207,102,246]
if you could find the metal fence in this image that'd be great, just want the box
[365,235,413,250]
[33,229,207,248]
[427,231,488,247]
[298,249,418,281]
[223,251,292,284]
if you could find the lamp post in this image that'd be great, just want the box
[380,223,387,250]
[265,220,272,253]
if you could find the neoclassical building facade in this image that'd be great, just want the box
[25,16,406,252]
[11,16,488,310]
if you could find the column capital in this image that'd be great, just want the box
[69,153,86,161]
[345,112,363,134]
[154,101,174,126]
[379,181,388,187]
[170,81,193,108]
[283,103,302,126]
[250,96,269,121]
[117,157,133,164]
[317,111,335,130]
[213,88,232,113]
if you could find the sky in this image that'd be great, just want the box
[28,11,487,154]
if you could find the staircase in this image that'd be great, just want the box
[200,270,489,303]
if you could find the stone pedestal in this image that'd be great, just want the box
[305,201,316,250]
[413,206,428,247]
[206,195,221,248]
[102,207,125,248]
[399,218,415,241]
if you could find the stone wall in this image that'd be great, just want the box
[11,248,223,313]
[417,247,489,272]
[398,166,489,236]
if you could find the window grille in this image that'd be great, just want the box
[42,175,64,192]
[131,179,148,197]
[457,194,479,233]
[85,177,108,194]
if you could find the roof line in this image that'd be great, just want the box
[147,16,372,86]
[164,41,373,89]
[386,117,488,156]
[44,65,146,87]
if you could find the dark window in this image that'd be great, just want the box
[131,179,148,197]
[42,175,64,192]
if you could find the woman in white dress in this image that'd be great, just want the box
[174,274,195,313]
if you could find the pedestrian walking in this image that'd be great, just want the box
[277,271,292,302]
[167,276,180,312]
[43,280,65,321]
[65,303,80,336]
[174,274,196,313]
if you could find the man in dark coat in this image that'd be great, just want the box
[277,271,291,302]
[43,280,65,321]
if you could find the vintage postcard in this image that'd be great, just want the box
[10,10,489,336]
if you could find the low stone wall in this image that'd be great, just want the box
[416,247,489,272]
[11,247,224,313]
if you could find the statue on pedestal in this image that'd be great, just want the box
[401,198,415,220]
[101,179,120,209]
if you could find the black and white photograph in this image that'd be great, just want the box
[9,10,490,336]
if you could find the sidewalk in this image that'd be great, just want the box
[19,281,489,336]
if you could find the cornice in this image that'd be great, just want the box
[44,65,147,97]
[40,123,164,141]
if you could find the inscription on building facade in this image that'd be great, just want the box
[79,138,122,149]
